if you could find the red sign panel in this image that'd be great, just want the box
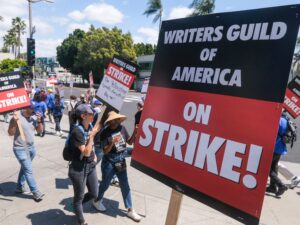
[0,72,30,113]
[131,5,300,225]
[106,63,135,88]
[283,77,300,118]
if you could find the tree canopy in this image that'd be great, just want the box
[56,26,136,84]
[0,58,26,74]
[134,43,156,56]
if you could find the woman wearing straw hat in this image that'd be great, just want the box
[93,111,142,222]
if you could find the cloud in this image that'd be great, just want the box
[67,22,90,33]
[132,35,144,44]
[0,0,27,19]
[168,6,193,20]
[50,16,69,26]
[68,10,85,21]
[36,38,63,57]
[67,3,124,25]
[83,3,124,24]
[137,27,159,45]
[33,17,54,35]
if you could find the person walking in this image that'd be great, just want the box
[7,102,45,201]
[32,92,47,137]
[93,111,142,222]
[51,94,65,136]
[67,95,78,132]
[46,89,55,123]
[68,104,100,225]
[266,112,289,196]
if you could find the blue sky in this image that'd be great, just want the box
[0,0,299,57]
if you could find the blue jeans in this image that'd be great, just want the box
[13,147,38,192]
[97,157,132,209]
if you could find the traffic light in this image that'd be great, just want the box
[27,38,35,66]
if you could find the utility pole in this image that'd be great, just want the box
[27,0,54,85]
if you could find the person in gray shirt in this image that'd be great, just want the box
[7,101,45,201]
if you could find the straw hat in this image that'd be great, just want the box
[105,111,127,125]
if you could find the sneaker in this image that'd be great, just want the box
[110,177,119,186]
[127,209,142,222]
[276,185,288,197]
[56,131,60,136]
[59,131,63,136]
[15,186,30,194]
[266,186,277,194]
[93,199,106,212]
[290,176,300,189]
[32,190,45,202]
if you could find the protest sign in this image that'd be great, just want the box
[96,55,137,111]
[131,5,300,225]
[0,71,30,113]
[141,78,149,94]
[283,76,300,118]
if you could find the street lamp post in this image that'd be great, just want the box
[28,0,54,38]
[27,0,53,86]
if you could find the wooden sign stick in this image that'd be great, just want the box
[16,111,25,141]
[165,189,183,225]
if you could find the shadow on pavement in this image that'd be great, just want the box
[55,178,72,190]
[0,181,32,200]
[27,209,75,225]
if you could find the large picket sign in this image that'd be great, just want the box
[131,5,300,225]
[96,56,137,111]
[284,76,300,118]
[0,71,30,113]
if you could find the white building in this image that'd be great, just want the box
[135,54,155,91]
[0,53,14,61]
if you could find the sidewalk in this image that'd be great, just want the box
[0,115,299,225]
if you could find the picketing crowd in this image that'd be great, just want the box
[6,86,144,225]
[2,85,299,225]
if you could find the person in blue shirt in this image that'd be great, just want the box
[266,113,289,196]
[51,94,65,136]
[33,93,47,137]
[46,89,55,123]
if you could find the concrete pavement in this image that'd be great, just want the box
[0,114,300,225]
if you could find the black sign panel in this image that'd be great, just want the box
[150,5,300,103]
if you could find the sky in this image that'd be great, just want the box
[0,0,299,57]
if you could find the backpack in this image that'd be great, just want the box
[63,124,88,161]
[68,101,77,123]
[281,118,297,148]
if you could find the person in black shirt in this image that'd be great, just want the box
[68,104,100,225]
[93,111,142,222]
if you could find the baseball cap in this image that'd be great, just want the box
[80,93,85,98]
[75,104,93,117]
[94,100,102,105]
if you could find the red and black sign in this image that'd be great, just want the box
[283,76,300,118]
[131,5,300,225]
[0,71,30,113]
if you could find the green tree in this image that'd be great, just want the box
[56,29,85,74]
[75,26,136,83]
[190,0,215,16]
[12,17,26,58]
[134,43,156,56]
[144,0,163,27]
[0,58,26,74]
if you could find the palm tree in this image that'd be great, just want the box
[143,0,163,28]
[12,17,26,58]
[3,29,17,58]
[190,0,215,16]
